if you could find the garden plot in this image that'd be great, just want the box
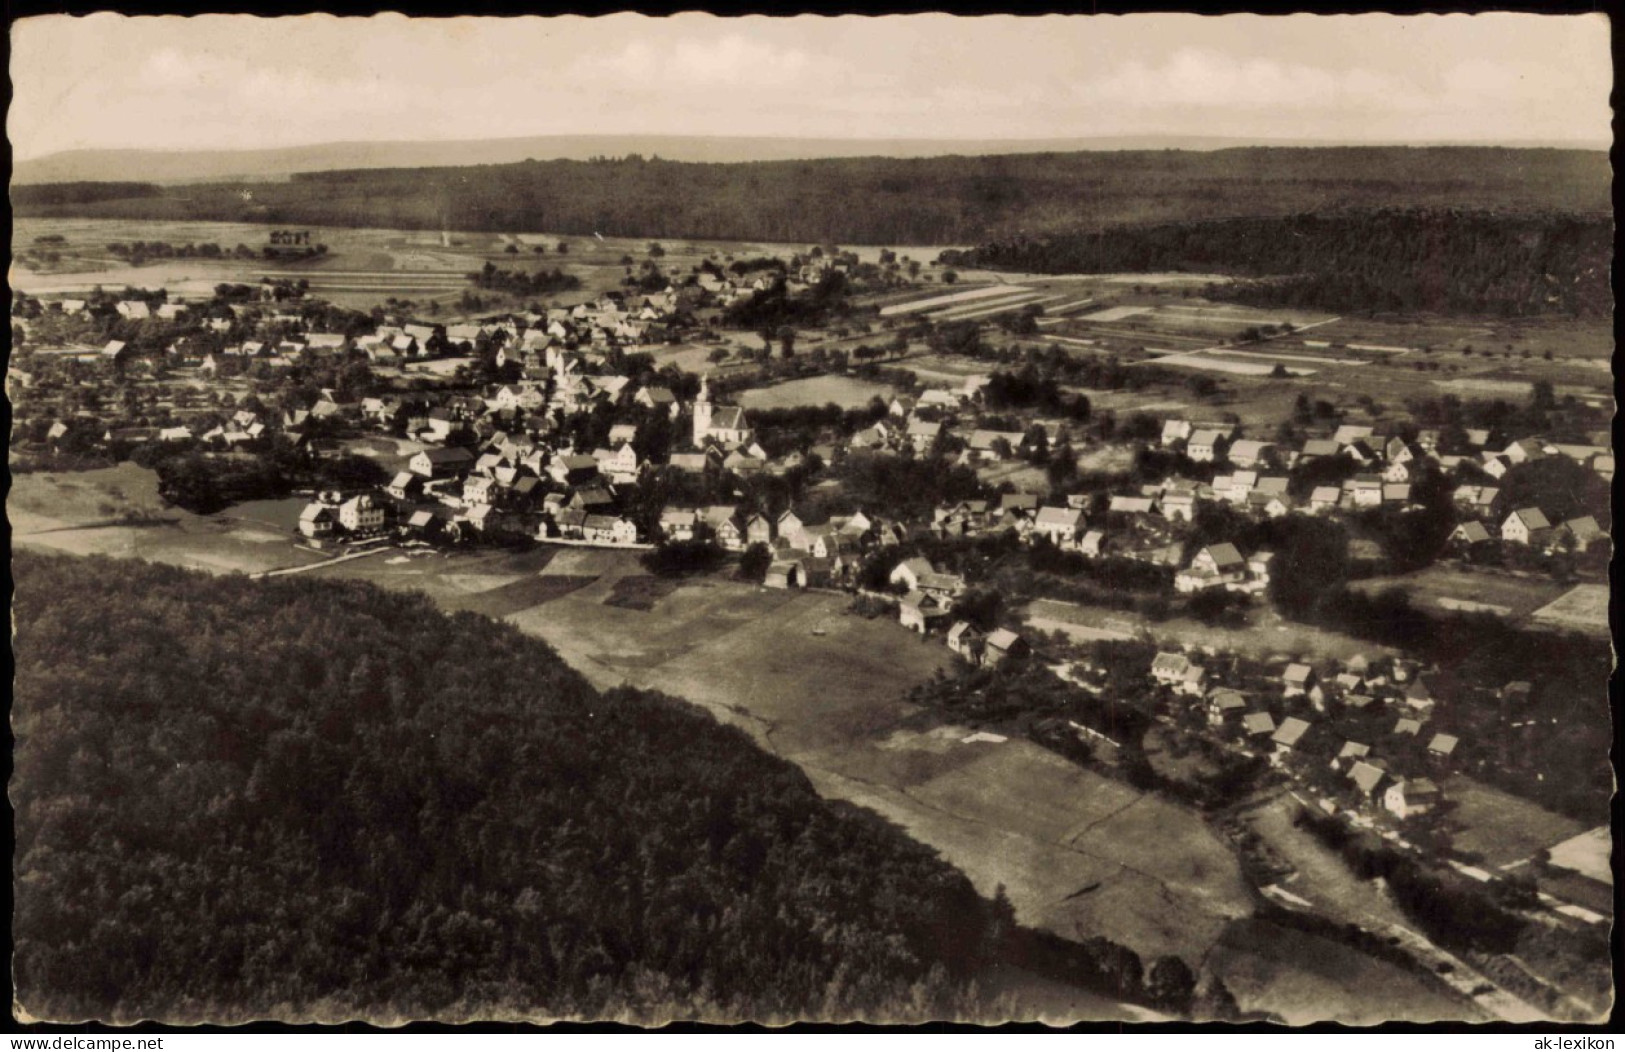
[1138,352,1317,377]
[1079,306,1152,323]
[929,291,1060,321]
[879,284,1032,317]
[1204,349,1355,367]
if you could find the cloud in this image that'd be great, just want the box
[573,33,826,89]
[1079,48,1411,112]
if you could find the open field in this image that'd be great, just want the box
[1349,567,1570,623]
[1209,918,1482,1026]
[318,560,1261,966]
[1023,599,1399,664]
[1443,776,1589,869]
[738,375,894,410]
[1529,585,1610,636]
[1546,827,1612,887]
[1141,352,1317,377]
[11,216,945,315]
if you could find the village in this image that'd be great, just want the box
[9,229,1614,1022]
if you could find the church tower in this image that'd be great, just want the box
[692,373,713,447]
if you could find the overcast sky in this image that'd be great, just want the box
[8,13,1613,159]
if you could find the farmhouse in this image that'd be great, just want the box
[1271,716,1313,756]
[1242,711,1277,738]
[411,447,476,478]
[1176,543,1247,593]
[1559,516,1605,550]
[982,629,1029,666]
[298,503,336,539]
[1032,506,1085,547]
[1228,439,1274,468]
[889,557,935,593]
[1282,664,1316,697]
[1384,778,1441,820]
[1347,761,1389,801]
[1187,429,1223,462]
[1150,651,1192,686]
[905,418,942,453]
[338,494,386,533]
[946,622,984,662]
[1206,689,1247,725]
[1501,507,1552,546]
[583,515,639,546]
[898,590,953,632]
[1427,733,1459,761]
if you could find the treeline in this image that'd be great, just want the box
[13,553,1014,1023]
[721,272,851,330]
[466,261,582,297]
[13,181,163,206]
[940,210,1611,318]
[1293,808,1528,956]
[14,147,1608,244]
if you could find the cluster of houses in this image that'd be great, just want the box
[1141,647,1538,822]
[1150,650,1488,822]
[919,417,1608,576]
[1450,495,1606,554]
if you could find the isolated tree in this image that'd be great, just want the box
[1193,976,1242,1021]
[738,543,773,583]
[1146,955,1197,1013]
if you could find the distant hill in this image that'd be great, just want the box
[11,146,1610,247]
[13,134,1610,186]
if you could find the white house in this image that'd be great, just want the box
[1501,507,1552,546]
[1384,778,1441,819]
[1032,506,1085,547]
[1176,543,1247,593]
[339,494,386,533]
[1187,429,1223,463]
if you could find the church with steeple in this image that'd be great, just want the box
[691,374,754,448]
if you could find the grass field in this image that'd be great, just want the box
[1443,775,1588,868]
[738,375,894,410]
[474,571,1260,966]
[11,216,939,315]
[8,465,330,575]
[1529,585,1610,636]
[1546,827,1612,887]
[1209,917,1482,1025]
[1023,599,1398,664]
[1350,567,1569,623]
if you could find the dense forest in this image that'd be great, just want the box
[11,147,1608,245]
[939,209,1612,317]
[12,554,1012,1023]
[12,181,164,207]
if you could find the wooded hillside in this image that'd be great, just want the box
[11,147,1608,245]
[12,553,1006,1024]
[940,209,1612,317]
